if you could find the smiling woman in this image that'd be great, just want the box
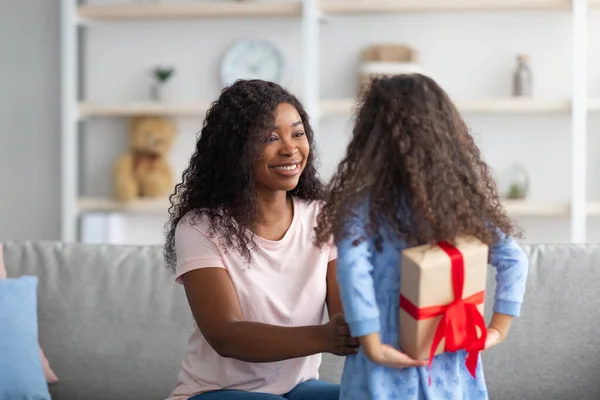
[254,103,310,195]
[163,80,357,400]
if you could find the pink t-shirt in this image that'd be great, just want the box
[167,197,337,400]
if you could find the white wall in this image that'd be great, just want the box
[0,0,61,241]
[5,0,600,245]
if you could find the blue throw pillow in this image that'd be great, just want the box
[0,276,50,400]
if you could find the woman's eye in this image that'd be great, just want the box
[294,131,305,138]
[265,135,278,143]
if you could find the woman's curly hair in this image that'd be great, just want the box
[315,73,519,250]
[165,79,324,271]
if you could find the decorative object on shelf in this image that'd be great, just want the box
[505,163,530,199]
[358,44,421,93]
[220,38,287,87]
[112,116,176,203]
[512,54,532,97]
[149,66,174,101]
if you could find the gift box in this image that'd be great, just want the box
[399,237,488,378]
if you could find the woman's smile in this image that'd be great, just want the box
[269,160,302,176]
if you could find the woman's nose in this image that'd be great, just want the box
[279,138,298,156]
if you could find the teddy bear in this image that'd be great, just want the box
[112,116,176,203]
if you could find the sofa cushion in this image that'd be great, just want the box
[0,242,59,384]
[0,275,51,399]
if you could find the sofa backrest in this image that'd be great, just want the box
[482,243,600,399]
[2,241,192,400]
[2,241,600,399]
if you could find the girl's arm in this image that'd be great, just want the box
[486,231,529,344]
[336,201,426,368]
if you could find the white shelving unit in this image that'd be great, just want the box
[320,0,573,13]
[320,98,572,116]
[76,196,573,219]
[78,102,211,118]
[77,2,303,20]
[61,0,593,243]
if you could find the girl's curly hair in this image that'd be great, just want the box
[165,79,324,271]
[315,74,519,250]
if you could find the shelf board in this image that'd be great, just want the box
[320,0,572,14]
[78,196,569,218]
[78,197,170,214]
[585,202,600,217]
[80,98,600,118]
[587,98,600,111]
[502,200,569,217]
[321,98,570,116]
[78,102,210,117]
[77,2,302,20]
[320,98,356,115]
[456,98,570,113]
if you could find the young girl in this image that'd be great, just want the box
[315,74,529,400]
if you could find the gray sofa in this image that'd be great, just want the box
[2,241,599,400]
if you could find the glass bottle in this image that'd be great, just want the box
[513,54,532,97]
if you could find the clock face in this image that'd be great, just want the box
[220,39,286,87]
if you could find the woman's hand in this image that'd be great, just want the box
[321,313,360,356]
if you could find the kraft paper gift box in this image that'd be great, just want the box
[399,237,488,377]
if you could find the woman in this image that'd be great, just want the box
[164,79,358,400]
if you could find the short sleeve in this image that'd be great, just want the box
[328,243,338,262]
[311,199,338,263]
[174,217,225,283]
[0,243,6,279]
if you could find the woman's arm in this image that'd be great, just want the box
[182,267,356,363]
[325,259,344,318]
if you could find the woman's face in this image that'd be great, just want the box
[254,102,310,193]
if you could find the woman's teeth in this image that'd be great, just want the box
[273,165,297,171]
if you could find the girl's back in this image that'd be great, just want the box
[315,74,529,400]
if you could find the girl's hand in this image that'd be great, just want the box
[484,312,513,350]
[366,344,429,369]
[321,313,360,356]
[359,332,428,368]
[484,327,504,350]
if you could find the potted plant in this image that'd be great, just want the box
[505,164,529,200]
[150,66,174,101]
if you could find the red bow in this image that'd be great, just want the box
[399,241,487,383]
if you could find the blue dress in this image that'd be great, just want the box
[336,201,529,400]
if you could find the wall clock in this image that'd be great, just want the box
[220,38,287,87]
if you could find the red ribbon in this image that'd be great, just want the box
[399,241,487,383]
